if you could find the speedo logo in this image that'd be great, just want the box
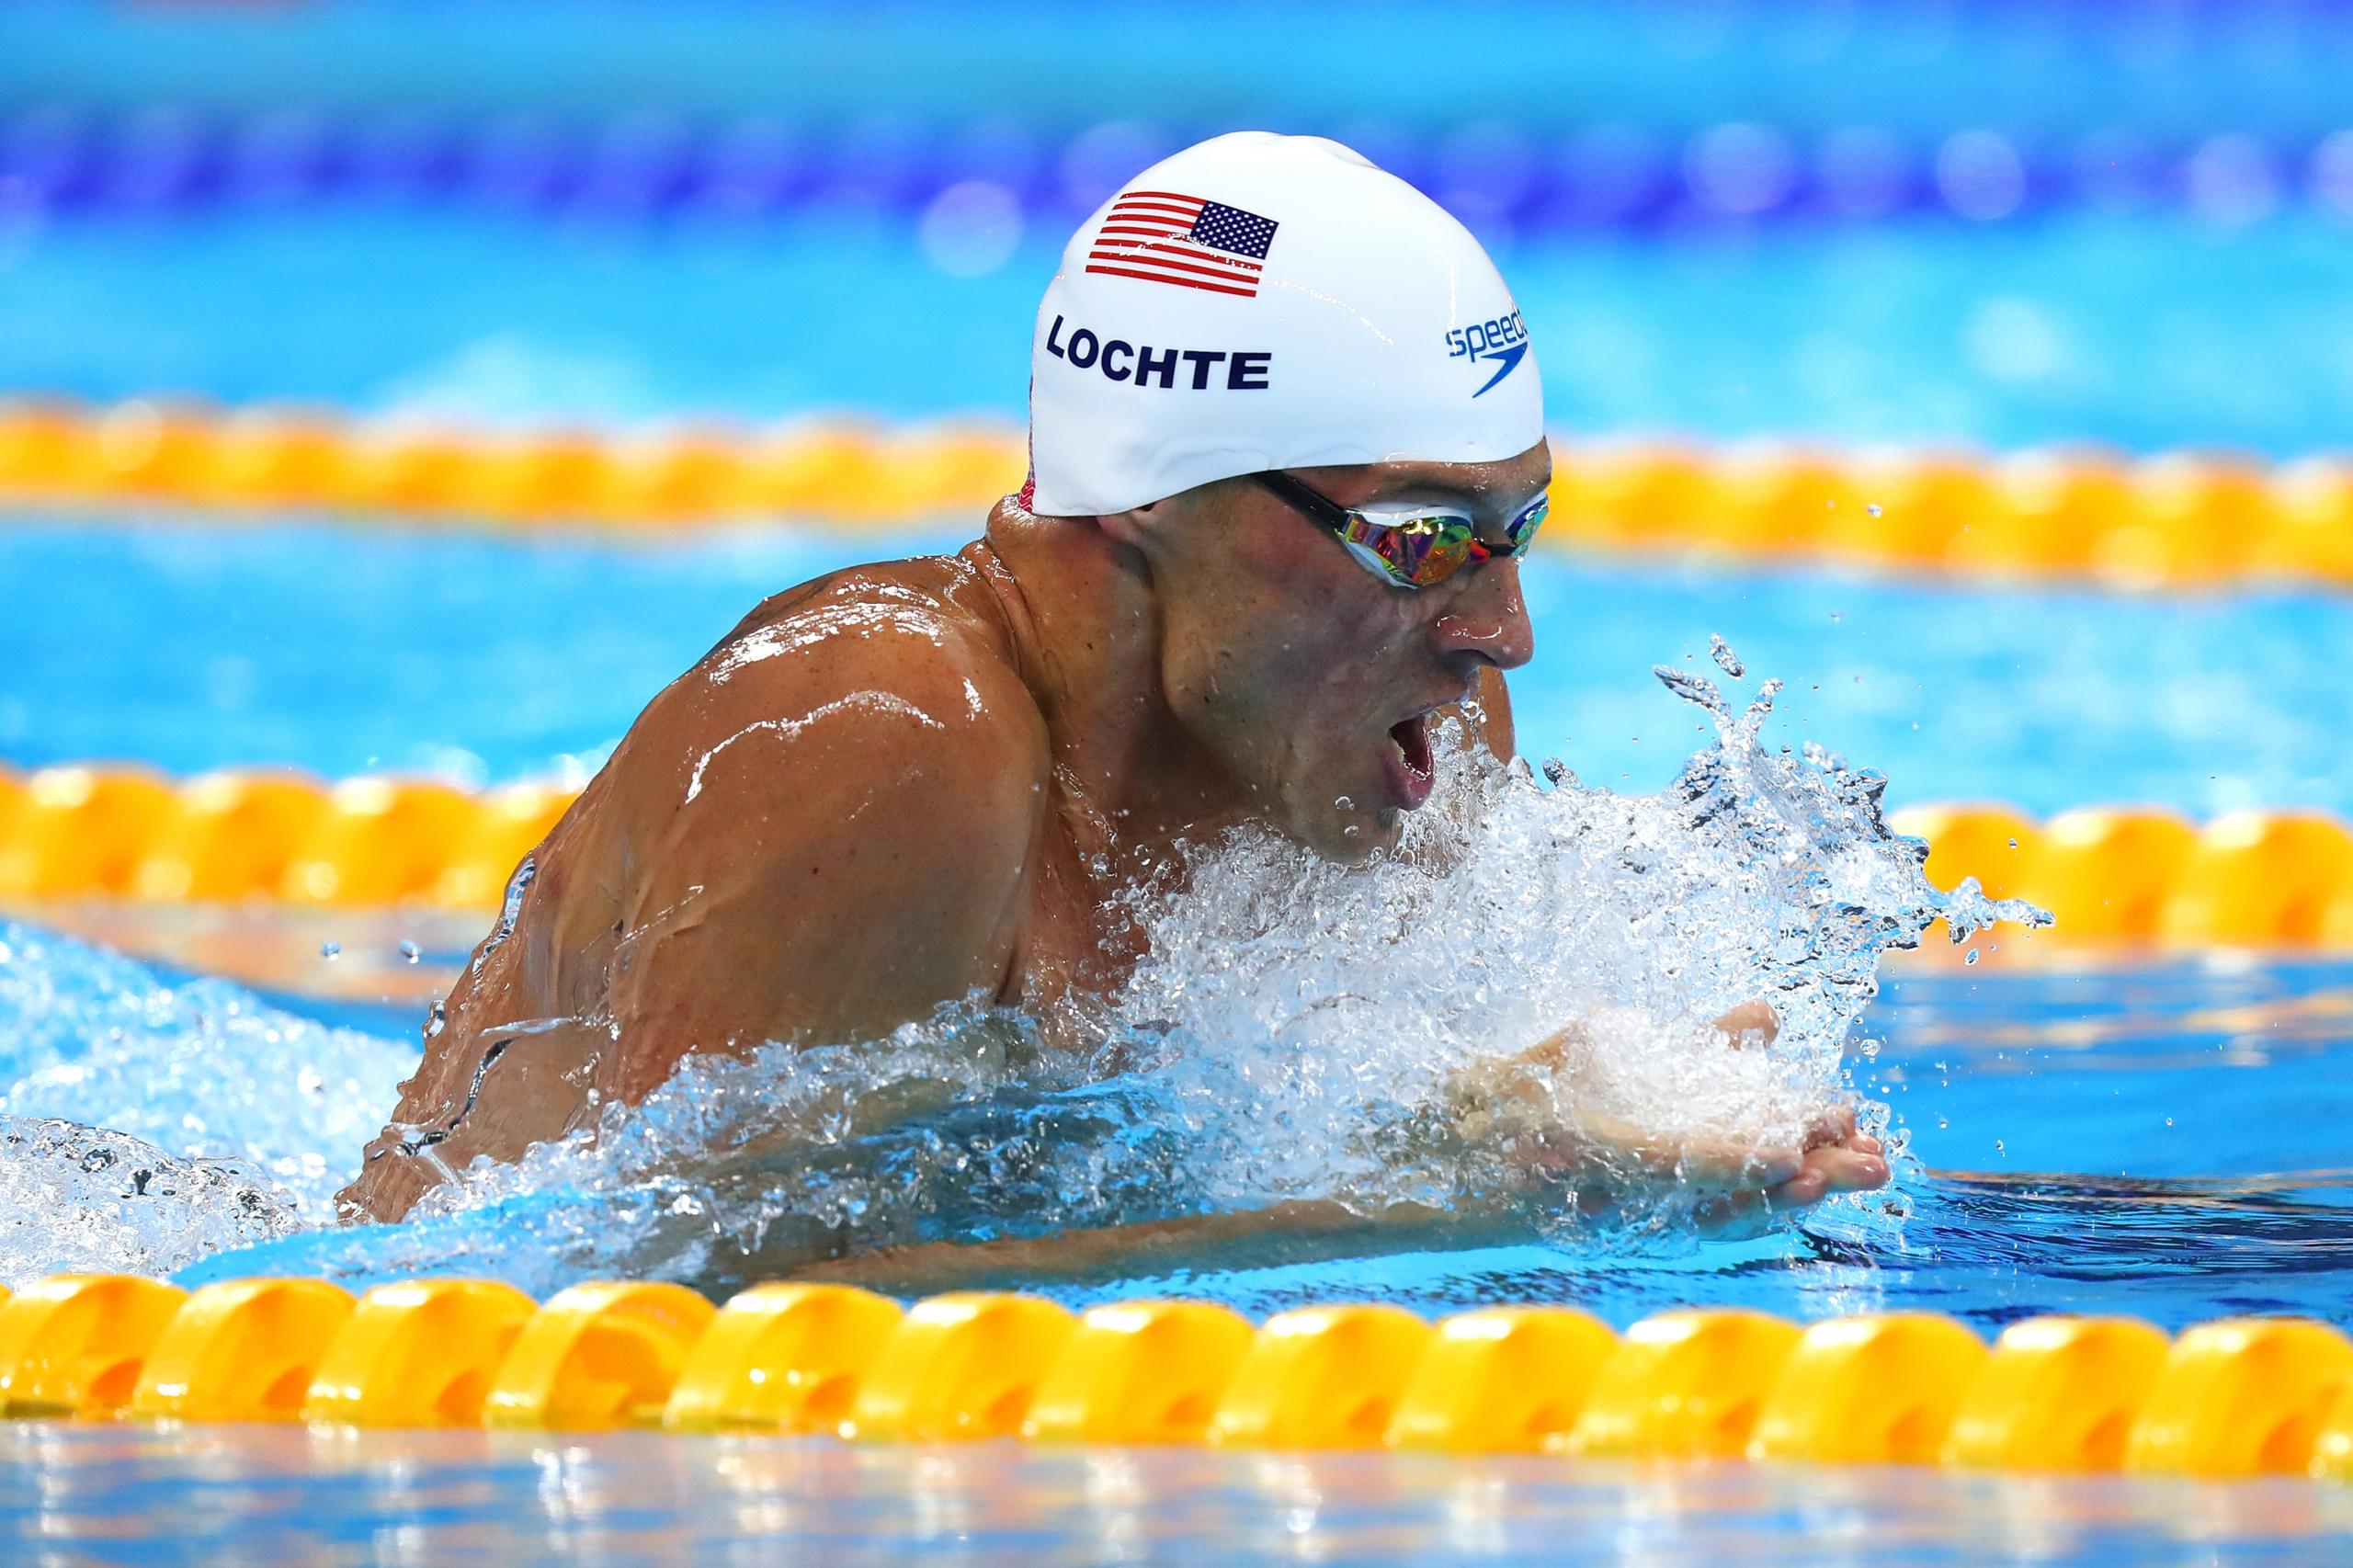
[1044,314,1271,390]
[1444,311,1529,397]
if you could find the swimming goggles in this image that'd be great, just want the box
[1252,472,1550,590]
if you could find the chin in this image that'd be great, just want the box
[1292,796,1402,862]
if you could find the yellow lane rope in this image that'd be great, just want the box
[0,1274,2347,1475]
[0,763,2347,949]
[5,398,2350,588]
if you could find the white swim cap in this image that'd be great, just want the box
[1019,131,1543,518]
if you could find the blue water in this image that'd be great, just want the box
[119,954,2329,1337]
[3,519,2347,820]
[5,209,2351,452]
[10,0,2353,145]
[8,5,2353,1558]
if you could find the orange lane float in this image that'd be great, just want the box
[5,399,2351,588]
[4,764,2350,951]
[6,1278,2351,1481]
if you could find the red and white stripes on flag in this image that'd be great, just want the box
[1084,190,1276,298]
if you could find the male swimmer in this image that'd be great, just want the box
[341,133,1886,1256]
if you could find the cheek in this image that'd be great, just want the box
[1160,529,1418,729]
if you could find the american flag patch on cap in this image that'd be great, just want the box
[1085,190,1279,298]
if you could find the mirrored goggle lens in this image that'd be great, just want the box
[1342,512,1476,586]
[1504,493,1551,551]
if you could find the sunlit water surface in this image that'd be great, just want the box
[8,1422,2352,1567]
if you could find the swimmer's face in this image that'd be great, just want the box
[1116,439,1547,859]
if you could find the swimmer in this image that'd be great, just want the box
[340,133,1886,1256]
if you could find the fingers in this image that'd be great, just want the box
[1766,1143,1892,1209]
[1802,1105,1858,1149]
[1522,1099,1888,1215]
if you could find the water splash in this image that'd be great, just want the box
[0,1117,296,1280]
[0,919,414,1284]
[2,648,2048,1292]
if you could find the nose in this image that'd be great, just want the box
[1430,557,1535,672]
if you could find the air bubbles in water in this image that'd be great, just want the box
[0,1116,298,1282]
[0,917,414,1279]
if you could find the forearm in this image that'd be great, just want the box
[779,1199,1525,1294]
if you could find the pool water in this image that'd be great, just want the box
[8,520,2353,820]
[3,508,2349,1345]
[8,1420,2350,1566]
[7,209,2353,454]
[8,3,2353,1559]
[6,896,2348,1339]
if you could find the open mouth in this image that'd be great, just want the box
[1384,713,1436,809]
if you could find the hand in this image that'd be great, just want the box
[1445,1004,1890,1230]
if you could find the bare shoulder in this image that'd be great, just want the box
[359,551,1054,1192]
[514,550,1059,1065]
[630,552,1051,839]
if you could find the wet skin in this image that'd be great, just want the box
[340,440,1886,1239]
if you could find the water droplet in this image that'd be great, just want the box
[1995,1140,2006,1155]
[2007,837,2018,848]
[2165,1117,2174,1127]
[398,939,422,964]
[1866,502,1883,517]
[1964,949,1981,966]
[1936,1116,1949,1130]
[320,941,341,960]
[1707,633,1745,678]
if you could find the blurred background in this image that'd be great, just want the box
[3,0,2349,821]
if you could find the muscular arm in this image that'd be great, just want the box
[599,613,1050,1091]
[341,577,1051,1221]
